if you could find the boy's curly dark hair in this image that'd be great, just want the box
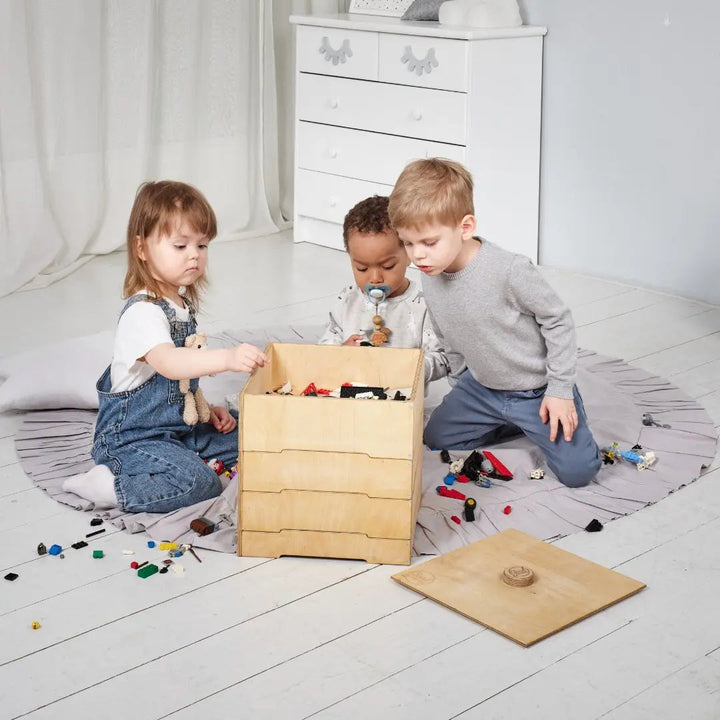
[342,195,398,250]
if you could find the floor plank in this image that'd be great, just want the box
[577,306,720,362]
[631,331,720,378]
[0,486,68,534]
[0,437,18,467]
[15,564,417,719]
[0,462,33,499]
[0,413,23,440]
[572,288,676,328]
[540,268,634,308]
[165,599,480,720]
[599,655,720,720]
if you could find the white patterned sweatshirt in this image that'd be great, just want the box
[318,281,451,383]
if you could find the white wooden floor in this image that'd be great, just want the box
[1,231,719,720]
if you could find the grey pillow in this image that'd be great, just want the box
[402,0,445,21]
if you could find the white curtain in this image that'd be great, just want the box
[0,0,345,298]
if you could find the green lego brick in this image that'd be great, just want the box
[137,563,159,578]
[92,550,104,559]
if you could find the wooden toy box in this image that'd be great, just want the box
[238,343,424,565]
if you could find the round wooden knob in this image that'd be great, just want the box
[502,566,535,587]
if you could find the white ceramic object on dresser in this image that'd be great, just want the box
[290,13,546,260]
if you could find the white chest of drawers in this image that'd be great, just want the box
[290,13,546,261]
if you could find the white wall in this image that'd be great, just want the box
[520,0,720,304]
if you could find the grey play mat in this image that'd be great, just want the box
[13,327,719,557]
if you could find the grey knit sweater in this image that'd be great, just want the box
[421,239,577,399]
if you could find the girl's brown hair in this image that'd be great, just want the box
[123,180,217,308]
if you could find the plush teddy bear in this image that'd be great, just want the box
[180,332,212,426]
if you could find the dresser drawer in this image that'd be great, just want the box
[296,25,378,80]
[294,216,344,250]
[297,73,467,145]
[296,122,466,186]
[295,169,392,225]
[379,34,469,92]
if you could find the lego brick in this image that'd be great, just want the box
[190,517,215,535]
[137,563,159,578]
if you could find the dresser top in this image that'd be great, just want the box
[289,12,546,40]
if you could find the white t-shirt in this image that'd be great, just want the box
[110,294,191,393]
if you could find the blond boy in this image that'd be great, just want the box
[388,159,601,487]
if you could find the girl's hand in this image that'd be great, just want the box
[210,405,236,434]
[343,334,365,346]
[539,396,578,442]
[226,344,268,373]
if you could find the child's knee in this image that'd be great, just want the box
[554,451,602,488]
[423,420,444,450]
[193,466,223,502]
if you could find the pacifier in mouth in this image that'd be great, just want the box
[364,284,391,303]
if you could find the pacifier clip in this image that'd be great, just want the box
[365,284,393,347]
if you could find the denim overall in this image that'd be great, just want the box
[92,295,237,513]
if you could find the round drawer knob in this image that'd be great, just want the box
[329,197,337,208]
[413,109,423,121]
[329,149,338,159]
[330,98,339,109]
[502,566,535,587]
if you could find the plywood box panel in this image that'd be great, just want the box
[242,392,416,457]
[245,343,422,396]
[242,490,413,539]
[242,450,412,499]
[241,530,412,566]
[392,529,646,645]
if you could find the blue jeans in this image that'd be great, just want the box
[424,370,602,488]
[92,295,235,513]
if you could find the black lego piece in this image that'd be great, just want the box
[37,542,47,556]
[72,540,89,549]
[340,385,387,399]
[440,449,451,464]
[463,497,477,522]
[585,519,603,533]
[90,518,103,527]
[4,572,19,581]
[460,450,484,483]
[86,528,106,538]
[392,390,406,401]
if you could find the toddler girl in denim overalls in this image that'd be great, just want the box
[63,180,267,512]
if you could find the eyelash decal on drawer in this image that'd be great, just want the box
[319,37,353,65]
[401,46,438,76]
